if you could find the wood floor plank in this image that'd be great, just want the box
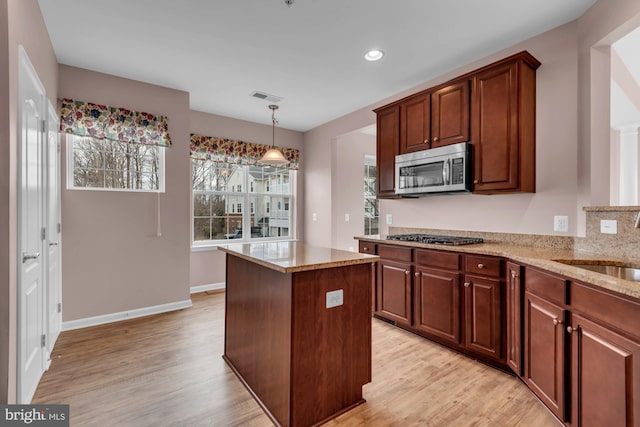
[33,291,560,426]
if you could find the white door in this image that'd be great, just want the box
[18,46,46,404]
[46,101,62,358]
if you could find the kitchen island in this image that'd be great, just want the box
[218,242,379,427]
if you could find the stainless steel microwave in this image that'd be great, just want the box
[395,142,472,195]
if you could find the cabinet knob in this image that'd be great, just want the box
[510,270,518,279]
[464,282,470,288]
[424,138,429,144]
[552,318,563,326]
[477,263,484,269]
[433,136,439,142]
[567,326,577,334]
[363,247,369,252]
[473,180,478,184]
[405,270,410,276]
[414,272,419,277]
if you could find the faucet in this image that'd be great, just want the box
[635,212,640,228]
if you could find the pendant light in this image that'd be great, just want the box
[259,104,289,166]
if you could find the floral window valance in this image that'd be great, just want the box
[59,98,172,147]
[190,134,300,170]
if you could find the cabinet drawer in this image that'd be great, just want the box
[359,241,377,255]
[415,249,460,271]
[378,244,412,262]
[465,255,502,277]
[524,267,567,306]
[571,282,640,340]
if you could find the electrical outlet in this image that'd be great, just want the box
[553,215,569,232]
[600,219,617,234]
[386,214,393,225]
[326,289,343,309]
[344,213,350,222]
[312,213,317,222]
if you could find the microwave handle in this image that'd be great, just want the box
[443,159,450,185]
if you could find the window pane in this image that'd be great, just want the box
[70,135,162,191]
[194,218,211,241]
[193,194,210,217]
[251,195,290,238]
[74,168,104,188]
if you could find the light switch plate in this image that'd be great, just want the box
[326,289,343,309]
[312,213,317,222]
[344,213,350,222]
[600,219,617,234]
[386,214,393,225]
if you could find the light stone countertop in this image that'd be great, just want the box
[357,235,640,300]
[217,241,379,274]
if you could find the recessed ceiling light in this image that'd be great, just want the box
[364,49,384,61]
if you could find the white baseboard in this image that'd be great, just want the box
[190,282,225,294]
[61,299,193,331]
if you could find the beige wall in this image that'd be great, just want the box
[1,0,58,404]
[188,110,304,287]
[58,65,191,321]
[332,131,376,251]
[303,1,640,244]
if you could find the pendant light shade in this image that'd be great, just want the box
[259,104,289,166]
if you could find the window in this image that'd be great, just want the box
[364,155,379,235]
[192,161,295,243]
[68,135,164,191]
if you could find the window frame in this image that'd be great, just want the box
[66,134,165,193]
[191,161,297,248]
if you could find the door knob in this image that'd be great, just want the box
[49,241,59,247]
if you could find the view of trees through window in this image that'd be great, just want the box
[364,156,379,235]
[70,135,162,191]
[192,160,293,242]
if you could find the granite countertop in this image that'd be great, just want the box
[356,235,640,300]
[218,241,379,274]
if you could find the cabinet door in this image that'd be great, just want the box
[506,262,523,376]
[472,62,519,192]
[431,80,470,148]
[377,259,412,325]
[376,105,399,198]
[400,93,431,153]
[524,292,567,421]
[413,266,461,344]
[570,314,640,427]
[464,275,502,360]
[358,242,377,314]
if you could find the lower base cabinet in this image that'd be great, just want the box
[359,240,640,427]
[570,314,640,427]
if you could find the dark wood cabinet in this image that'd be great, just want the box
[399,81,470,154]
[524,291,567,421]
[376,245,412,325]
[431,81,470,148]
[400,93,430,153]
[463,275,502,360]
[569,313,640,427]
[506,262,523,376]
[375,104,400,198]
[375,50,539,196]
[414,265,461,344]
[471,52,540,193]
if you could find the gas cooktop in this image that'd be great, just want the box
[386,234,484,246]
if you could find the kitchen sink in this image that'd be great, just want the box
[555,261,640,282]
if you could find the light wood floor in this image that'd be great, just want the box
[33,291,560,427]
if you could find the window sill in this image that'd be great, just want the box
[191,238,299,252]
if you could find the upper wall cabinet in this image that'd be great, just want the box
[374,51,540,198]
[375,104,400,198]
[471,53,540,193]
[399,80,470,154]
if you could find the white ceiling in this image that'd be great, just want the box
[38,0,597,132]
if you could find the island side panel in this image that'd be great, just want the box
[223,254,293,427]
[290,263,373,426]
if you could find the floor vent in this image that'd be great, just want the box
[250,91,282,103]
